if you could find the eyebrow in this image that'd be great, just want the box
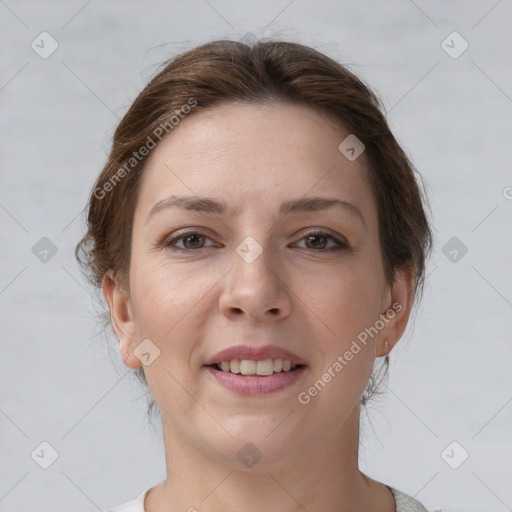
[146,195,366,227]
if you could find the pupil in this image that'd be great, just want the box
[308,235,325,249]
[186,234,202,248]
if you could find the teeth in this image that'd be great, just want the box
[256,359,274,376]
[216,359,298,375]
[240,360,256,375]
[229,359,241,374]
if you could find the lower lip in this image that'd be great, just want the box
[203,365,308,395]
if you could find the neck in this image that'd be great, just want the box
[146,405,391,512]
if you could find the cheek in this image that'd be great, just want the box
[302,258,385,339]
[129,261,213,411]
[298,268,379,418]
[297,254,384,401]
[129,255,207,339]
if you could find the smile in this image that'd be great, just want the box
[214,358,298,375]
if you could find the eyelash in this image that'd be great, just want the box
[161,230,348,253]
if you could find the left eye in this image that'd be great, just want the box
[293,232,346,251]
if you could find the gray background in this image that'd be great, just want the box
[1,1,511,511]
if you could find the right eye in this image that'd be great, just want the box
[162,231,217,251]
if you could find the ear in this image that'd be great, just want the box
[376,266,416,357]
[102,271,141,369]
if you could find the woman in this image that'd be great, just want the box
[76,39,432,512]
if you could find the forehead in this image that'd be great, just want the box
[136,102,376,223]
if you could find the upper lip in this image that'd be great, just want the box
[204,344,307,366]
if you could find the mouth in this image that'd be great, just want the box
[203,344,308,395]
[203,357,308,395]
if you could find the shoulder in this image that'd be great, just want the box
[103,488,149,512]
[387,486,429,512]
[103,485,427,512]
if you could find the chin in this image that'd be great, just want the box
[203,418,307,470]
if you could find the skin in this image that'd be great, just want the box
[103,102,415,512]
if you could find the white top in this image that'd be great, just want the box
[105,484,429,512]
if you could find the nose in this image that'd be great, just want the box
[219,242,292,323]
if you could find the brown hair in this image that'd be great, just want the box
[76,39,432,420]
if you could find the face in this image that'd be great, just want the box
[105,102,413,469]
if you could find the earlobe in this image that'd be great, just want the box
[102,271,141,369]
[376,267,415,357]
